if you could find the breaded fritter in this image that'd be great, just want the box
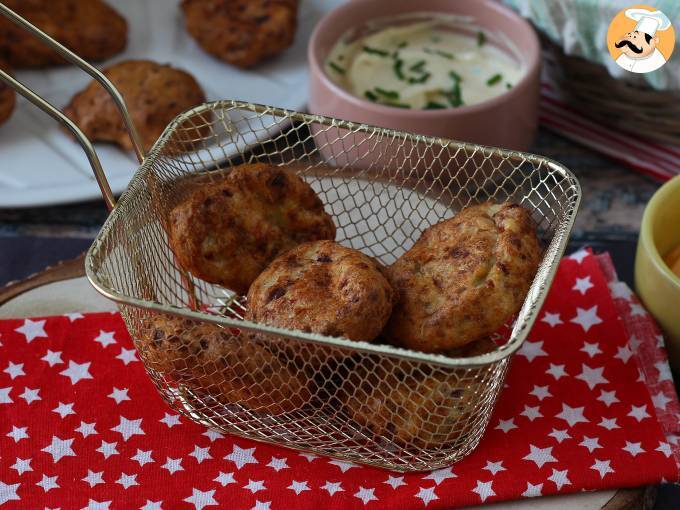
[181,0,299,68]
[246,240,394,342]
[0,60,15,126]
[63,60,206,152]
[140,313,313,415]
[0,0,127,68]
[385,202,541,353]
[168,163,336,294]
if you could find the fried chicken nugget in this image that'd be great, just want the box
[168,164,336,294]
[246,240,394,343]
[0,0,127,68]
[0,60,15,126]
[181,0,299,68]
[140,313,313,415]
[63,60,206,153]
[385,202,541,353]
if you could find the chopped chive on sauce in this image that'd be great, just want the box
[393,58,405,80]
[449,70,462,83]
[425,101,447,110]
[506,82,513,90]
[408,72,431,84]
[337,54,344,61]
[364,90,378,102]
[410,60,427,72]
[397,41,408,48]
[374,87,400,100]
[486,73,503,86]
[444,80,463,107]
[424,47,454,60]
[329,62,345,75]
[477,31,486,47]
[386,102,411,109]
[363,45,390,57]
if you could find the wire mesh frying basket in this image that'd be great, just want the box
[0,4,580,472]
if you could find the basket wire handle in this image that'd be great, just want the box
[0,3,148,211]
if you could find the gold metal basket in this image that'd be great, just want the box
[0,4,580,472]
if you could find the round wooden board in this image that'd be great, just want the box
[0,257,654,509]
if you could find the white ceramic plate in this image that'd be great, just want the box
[0,0,342,208]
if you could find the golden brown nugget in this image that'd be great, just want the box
[0,0,127,68]
[0,60,15,126]
[140,313,312,415]
[63,60,206,153]
[385,202,541,353]
[246,240,394,342]
[168,163,336,294]
[181,0,299,68]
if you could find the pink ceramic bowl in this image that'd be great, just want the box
[308,0,541,151]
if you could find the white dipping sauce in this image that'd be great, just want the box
[325,17,524,109]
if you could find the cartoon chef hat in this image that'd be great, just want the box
[625,8,672,37]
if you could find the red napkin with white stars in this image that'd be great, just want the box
[0,249,679,510]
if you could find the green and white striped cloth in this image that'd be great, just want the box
[502,0,680,90]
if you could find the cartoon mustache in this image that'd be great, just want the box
[615,39,643,54]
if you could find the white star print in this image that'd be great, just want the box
[591,459,614,478]
[0,481,20,505]
[4,361,24,379]
[384,476,406,489]
[546,363,568,380]
[162,457,184,474]
[597,389,619,407]
[116,347,138,365]
[7,425,28,442]
[65,312,84,322]
[36,474,59,492]
[415,486,439,506]
[575,364,608,390]
[423,467,456,485]
[569,249,589,263]
[655,361,673,382]
[131,449,154,467]
[541,312,563,327]
[520,405,543,421]
[20,387,41,404]
[202,429,223,442]
[11,457,32,475]
[251,501,270,510]
[184,489,217,510]
[41,436,75,463]
[116,473,139,489]
[495,418,517,433]
[598,417,620,430]
[41,350,63,367]
[483,460,506,476]
[570,306,603,332]
[580,342,602,358]
[629,303,646,316]
[656,442,672,457]
[299,453,318,462]
[244,479,266,494]
[94,330,117,348]
[522,482,543,497]
[614,345,633,363]
[96,440,118,459]
[548,428,571,443]
[139,501,163,510]
[548,469,571,490]
[556,404,588,427]
[572,276,593,295]
[82,500,111,510]
[189,446,212,464]
[517,340,547,362]
[652,392,672,409]
[15,319,47,342]
[160,413,181,428]
[111,416,144,441]
[354,486,377,505]
[0,387,11,404]
[288,480,310,495]
[609,281,632,300]
[472,480,495,502]
[622,441,645,457]
[53,402,75,419]
[579,436,602,453]
[224,445,258,469]
[108,387,130,404]
[529,385,552,401]
[266,457,289,472]
[628,404,651,422]
[75,421,97,438]
[213,472,236,487]
[59,361,93,385]
[329,460,358,473]
[82,470,105,487]
[523,445,557,468]
[321,481,344,496]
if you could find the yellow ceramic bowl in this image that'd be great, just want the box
[635,175,680,372]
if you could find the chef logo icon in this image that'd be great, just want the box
[607,5,675,74]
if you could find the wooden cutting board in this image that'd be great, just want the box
[0,256,654,510]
